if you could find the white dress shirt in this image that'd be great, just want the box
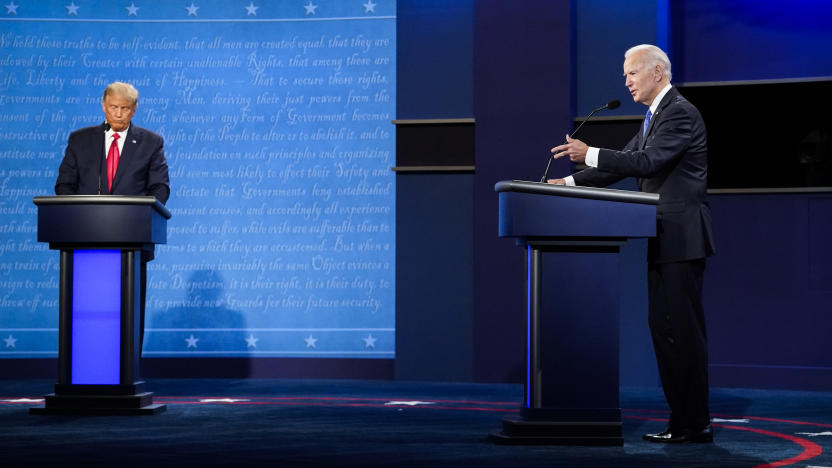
[104,126,128,162]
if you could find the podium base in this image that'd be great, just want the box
[30,403,166,416]
[29,381,166,415]
[489,415,623,446]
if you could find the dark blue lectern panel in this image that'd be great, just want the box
[495,181,657,239]
[539,247,619,410]
[71,250,121,385]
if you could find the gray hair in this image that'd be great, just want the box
[102,81,139,107]
[625,44,672,82]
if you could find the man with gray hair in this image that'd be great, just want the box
[549,44,715,443]
[55,81,170,349]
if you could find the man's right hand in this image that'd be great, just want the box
[547,178,566,185]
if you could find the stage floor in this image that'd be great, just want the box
[1,378,831,467]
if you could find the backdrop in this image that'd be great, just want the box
[0,0,396,359]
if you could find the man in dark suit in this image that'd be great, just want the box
[55,81,170,349]
[549,44,716,443]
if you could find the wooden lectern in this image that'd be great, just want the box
[490,180,658,445]
[30,195,170,415]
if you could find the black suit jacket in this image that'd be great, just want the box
[572,87,715,263]
[55,123,170,203]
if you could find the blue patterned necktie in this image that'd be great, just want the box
[643,109,652,138]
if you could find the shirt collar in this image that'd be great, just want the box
[648,83,673,115]
[105,124,129,140]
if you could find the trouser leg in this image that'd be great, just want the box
[648,259,710,430]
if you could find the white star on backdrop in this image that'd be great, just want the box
[304,334,317,348]
[185,2,199,16]
[185,334,199,348]
[3,334,17,348]
[796,431,832,437]
[4,1,18,15]
[363,0,376,14]
[303,1,317,15]
[125,2,139,16]
[363,333,376,349]
[65,2,79,15]
[245,334,258,348]
[244,1,258,16]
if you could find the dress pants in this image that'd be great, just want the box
[647,259,710,431]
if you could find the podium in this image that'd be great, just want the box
[30,195,171,415]
[489,180,658,445]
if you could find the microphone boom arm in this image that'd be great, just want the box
[539,100,619,183]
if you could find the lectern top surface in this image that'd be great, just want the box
[33,195,172,219]
[495,180,659,205]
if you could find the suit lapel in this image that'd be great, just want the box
[640,87,677,150]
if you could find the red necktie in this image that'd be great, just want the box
[107,133,120,191]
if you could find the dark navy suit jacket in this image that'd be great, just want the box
[572,87,715,263]
[55,123,170,204]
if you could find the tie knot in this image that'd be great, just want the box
[112,133,120,141]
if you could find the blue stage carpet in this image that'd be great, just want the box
[1,379,831,467]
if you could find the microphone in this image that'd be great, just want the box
[98,121,110,194]
[540,99,620,182]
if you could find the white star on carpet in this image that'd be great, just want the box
[797,431,832,437]
[4,1,18,15]
[3,334,17,348]
[125,2,139,16]
[185,2,199,16]
[185,334,199,348]
[199,398,250,403]
[384,401,436,406]
[304,334,317,348]
[1,398,44,403]
[363,0,376,14]
[65,2,79,15]
[303,1,317,15]
[363,333,376,349]
[245,334,258,348]
[244,1,258,16]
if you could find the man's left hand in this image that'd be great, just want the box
[551,134,589,164]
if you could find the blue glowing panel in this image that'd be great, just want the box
[71,250,121,385]
[0,1,395,359]
[526,246,531,408]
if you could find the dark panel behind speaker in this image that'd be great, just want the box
[569,117,641,173]
[679,80,832,189]
[396,122,475,166]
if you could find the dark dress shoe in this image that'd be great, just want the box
[643,425,713,443]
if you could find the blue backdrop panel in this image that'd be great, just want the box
[672,0,832,82]
[705,194,832,388]
[71,249,121,384]
[0,0,396,359]
[396,0,473,119]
